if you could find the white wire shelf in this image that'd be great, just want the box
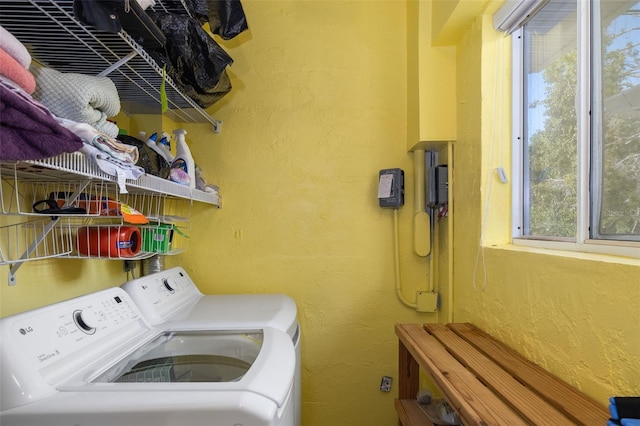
[0,176,194,223]
[0,0,221,128]
[0,0,223,285]
[70,222,188,260]
[1,153,220,207]
[0,220,188,266]
[1,154,208,285]
[0,218,74,267]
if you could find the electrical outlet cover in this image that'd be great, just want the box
[380,376,392,392]
[416,291,439,313]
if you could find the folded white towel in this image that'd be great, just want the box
[31,65,121,138]
[81,144,144,179]
[57,117,138,164]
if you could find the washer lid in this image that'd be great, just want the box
[92,330,265,384]
[63,327,296,409]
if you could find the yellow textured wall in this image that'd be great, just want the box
[174,2,445,424]
[0,240,133,316]
[452,12,640,404]
[6,0,636,424]
[407,0,457,150]
[1,1,443,425]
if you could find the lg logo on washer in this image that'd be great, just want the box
[19,326,34,335]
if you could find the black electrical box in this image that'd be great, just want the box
[435,165,448,206]
[426,155,448,208]
[378,168,404,208]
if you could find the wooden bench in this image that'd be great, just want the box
[395,323,610,426]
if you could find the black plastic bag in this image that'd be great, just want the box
[148,11,233,108]
[162,0,209,24]
[171,67,232,109]
[205,0,248,39]
[117,135,170,179]
[73,0,166,50]
[162,0,248,39]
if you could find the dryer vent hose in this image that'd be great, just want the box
[142,254,165,276]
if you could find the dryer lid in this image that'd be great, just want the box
[121,267,298,337]
[166,294,298,337]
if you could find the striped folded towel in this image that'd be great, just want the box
[0,48,35,94]
[0,25,31,68]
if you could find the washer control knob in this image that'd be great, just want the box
[163,278,175,293]
[73,310,97,335]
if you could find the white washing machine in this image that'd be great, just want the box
[0,287,296,426]
[120,267,301,426]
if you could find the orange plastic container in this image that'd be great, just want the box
[76,226,141,258]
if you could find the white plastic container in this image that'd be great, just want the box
[171,129,195,188]
[156,134,174,163]
[145,133,170,162]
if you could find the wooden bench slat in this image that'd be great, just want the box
[396,324,489,426]
[395,399,436,426]
[448,323,609,426]
[425,323,575,426]
[396,324,528,426]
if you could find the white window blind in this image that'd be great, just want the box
[493,0,549,34]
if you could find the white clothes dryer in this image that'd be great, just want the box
[121,267,301,426]
[0,287,296,426]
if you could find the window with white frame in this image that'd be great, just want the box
[500,0,640,253]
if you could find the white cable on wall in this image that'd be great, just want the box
[472,170,492,292]
[472,34,507,292]
[431,209,438,293]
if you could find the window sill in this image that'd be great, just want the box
[491,239,640,265]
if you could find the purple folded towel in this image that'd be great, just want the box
[0,82,84,161]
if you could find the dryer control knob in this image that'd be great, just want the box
[162,278,175,293]
[73,310,97,335]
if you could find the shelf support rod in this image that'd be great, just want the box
[97,50,138,77]
[8,180,91,286]
[9,218,60,286]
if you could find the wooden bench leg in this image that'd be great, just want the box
[399,339,419,400]
[398,340,420,426]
